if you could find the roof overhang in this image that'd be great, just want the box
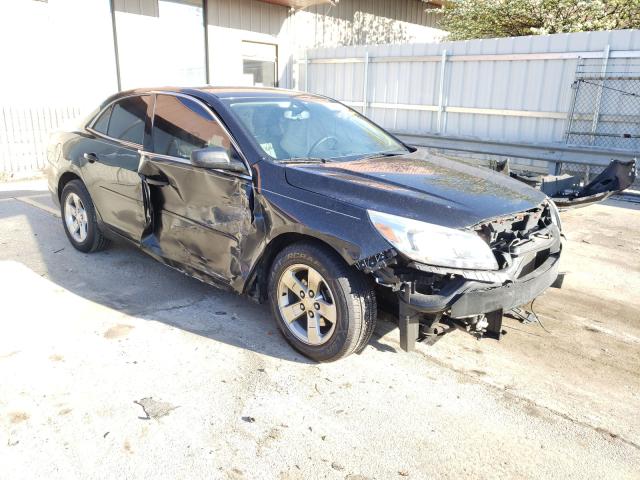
[258,0,445,10]
[257,0,334,8]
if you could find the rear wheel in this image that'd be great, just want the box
[60,180,109,253]
[268,242,376,362]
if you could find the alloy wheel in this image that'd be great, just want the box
[277,264,338,346]
[64,192,89,243]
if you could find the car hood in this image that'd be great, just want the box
[284,149,547,229]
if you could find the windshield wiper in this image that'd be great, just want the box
[357,151,406,161]
[281,151,405,164]
[280,157,328,164]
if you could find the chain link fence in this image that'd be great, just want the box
[565,58,640,151]
[558,161,606,184]
[564,58,639,189]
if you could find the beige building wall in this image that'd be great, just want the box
[206,0,445,88]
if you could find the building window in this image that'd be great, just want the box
[242,41,277,88]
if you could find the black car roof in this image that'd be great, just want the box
[103,86,321,108]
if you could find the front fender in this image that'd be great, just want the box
[237,161,394,296]
[238,186,393,298]
[258,187,391,266]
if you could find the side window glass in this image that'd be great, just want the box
[92,105,112,134]
[152,94,236,162]
[107,96,150,145]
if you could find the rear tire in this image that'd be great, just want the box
[268,242,376,362]
[60,179,109,253]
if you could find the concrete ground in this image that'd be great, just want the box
[1,178,639,480]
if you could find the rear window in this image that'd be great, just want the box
[105,96,151,145]
[92,105,112,134]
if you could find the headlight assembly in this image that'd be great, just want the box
[367,210,499,270]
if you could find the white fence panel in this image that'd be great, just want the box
[300,29,640,149]
[0,106,83,176]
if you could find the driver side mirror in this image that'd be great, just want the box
[190,146,245,172]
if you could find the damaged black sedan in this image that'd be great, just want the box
[48,87,563,361]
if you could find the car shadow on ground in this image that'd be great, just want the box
[1,193,401,363]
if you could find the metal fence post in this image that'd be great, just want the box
[590,44,610,146]
[437,49,448,134]
[564,80,580,143]
[561,58,584,174]
[362,51,370,116]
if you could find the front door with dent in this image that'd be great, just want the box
[138,93,253,286]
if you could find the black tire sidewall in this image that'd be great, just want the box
[268,245,359,362]
[60,181,99,253]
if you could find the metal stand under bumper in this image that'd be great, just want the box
[398,255,560,352]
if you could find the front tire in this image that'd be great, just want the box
[268,242,376,362]
[60,179,109,253]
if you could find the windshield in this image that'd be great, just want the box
[224,96,408,162]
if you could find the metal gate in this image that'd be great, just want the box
[563,57,639,185]
[565,57,640,150]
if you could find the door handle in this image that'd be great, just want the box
[83,152,98,163]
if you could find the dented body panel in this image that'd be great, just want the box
[138,155,255,288]
[254,161,390,263]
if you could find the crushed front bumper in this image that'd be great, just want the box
[396,250,562,351]
[401,254,560,319]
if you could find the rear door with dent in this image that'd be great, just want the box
[138,93,255,287]
[82,95,151,240]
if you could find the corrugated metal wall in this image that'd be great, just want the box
[297,0,443,48]
[206,0,444,88]
[207,0,288,35]
[303,29,640,145]
[206,0,293,87]
[114,0,160,16]
[207,0,441,41]
[306,0,441,26]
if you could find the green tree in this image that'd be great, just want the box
[441,0,640,40]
